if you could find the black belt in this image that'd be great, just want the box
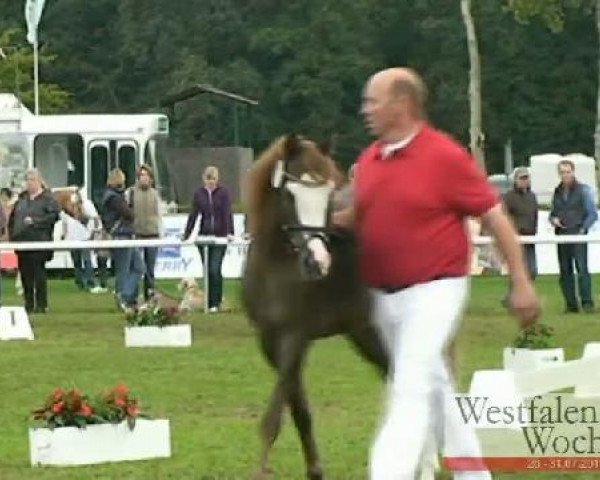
[375,274,461,294]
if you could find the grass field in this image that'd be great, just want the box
[1,274,599,479]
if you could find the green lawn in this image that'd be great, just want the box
[0,275,599,479]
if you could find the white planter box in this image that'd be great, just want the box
[124,324,191,347]
[29,418,171,466]
[503,347,564,372]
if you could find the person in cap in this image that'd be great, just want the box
[502,166,539,305]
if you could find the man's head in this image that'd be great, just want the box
[107,168,126,189]
[361,67,427,141]
[137,165,154,189]
[513,167,530,190]
[557,159,576,187]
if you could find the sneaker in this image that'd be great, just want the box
[208,307,219,313]
[564,306,580,314]
[90,286,108,294]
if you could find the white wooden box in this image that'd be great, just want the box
[124,325,191,347]
[0,306,34,340]
[29,418,171,466]
[503,347,564,372]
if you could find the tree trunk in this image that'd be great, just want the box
[461,0,486,172]
[595,0,600,168]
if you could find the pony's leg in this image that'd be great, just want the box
[287,373,323,480]
[347,323,389,377]
[256,382,285,478]
[255,333,286,479]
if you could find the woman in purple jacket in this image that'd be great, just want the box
[183,166,234,312]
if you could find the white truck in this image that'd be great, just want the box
[0,93,247,279]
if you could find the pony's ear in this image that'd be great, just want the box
[317,134,337,157]
[283,134,302,159]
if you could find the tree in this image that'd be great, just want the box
[506,0,600,163]
[0,29,70,113]
[461,0,485,170]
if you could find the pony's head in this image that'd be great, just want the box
[52,186,84,220]
[246,134,342,280]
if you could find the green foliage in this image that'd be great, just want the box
[505,0,594,32]
[0,1,598,171]
[125,303,182,327]
[512,323,555,349]
[0,29,70,113]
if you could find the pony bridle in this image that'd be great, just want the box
[272,159,335,277]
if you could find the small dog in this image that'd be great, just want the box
[177,277,205,312]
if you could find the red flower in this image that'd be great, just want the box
[114,397,126,407]
[52,401,64,414]
[126,404,139,417]
[114,383,129,396]
[52,388,64,401]
[79,403,93,417]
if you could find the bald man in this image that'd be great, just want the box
[334,68,540,479]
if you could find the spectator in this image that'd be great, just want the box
[502,166,539,305]
[8,169,60,314]
[183,165,233,313]
[549,159,598,313]
[101,168,144,312]
[60,189,106,293]
[1,187,22,296]
[126,165,162,301]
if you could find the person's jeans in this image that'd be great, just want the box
[111,245,145,307]
[96,255,109,289]
[141,246,158,299]
[198,244,227,309]
[71,249,96,289]
[17,251,49,312]
[557,242,594,309]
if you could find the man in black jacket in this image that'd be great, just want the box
[550,159,598,313]
[503,167,539,279]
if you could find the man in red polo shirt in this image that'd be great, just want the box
[335,68,540,479]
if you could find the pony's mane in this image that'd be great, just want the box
[245,135,342,236]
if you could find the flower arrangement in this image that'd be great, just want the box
[125,303,182,327]
[512,323,555,349]
[32,383,141,431]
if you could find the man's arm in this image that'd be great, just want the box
[582,185,598,233]
[481,204,540,326]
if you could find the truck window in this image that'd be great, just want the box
[34,134,84,188]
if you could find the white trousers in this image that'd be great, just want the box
[369,277,492,480]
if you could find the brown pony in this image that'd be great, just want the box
[242,134,388,479]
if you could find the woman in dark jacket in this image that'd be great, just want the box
[183,165,233,312]
[8,169,60,313]
[101,168,144,311]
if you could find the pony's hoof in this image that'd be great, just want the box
[252,467,273,480]
[307,466,324,480]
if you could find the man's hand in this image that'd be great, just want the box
[332,207,355,229]
[24,216,33,225]
[551,217,564,229]
[509,279,540,328]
